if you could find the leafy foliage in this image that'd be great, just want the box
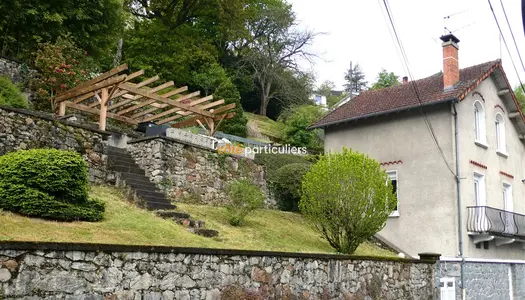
[254,153,312,183]
[33,36,98,111]
[514,85,525,112]
[344,62,367,93]
[273,163,310,211]
[0,0,125,63]
[213,79,248,137]
[279,105,325,152]
[0,76,28,109]
[370,69,400,90]
[0,149,105,221]
[300,148,397,254]
[226,179,265,226]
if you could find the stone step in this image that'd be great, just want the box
[108,155,137,165]
[146,202,177,211]
[107,146,128,153]
[119,175,159,189]
[135,189,168,200]
[111,164,145,175]
[176,218,205,229]
[124,181,162,194]
[156,211,191,219]
[188,228,219,238]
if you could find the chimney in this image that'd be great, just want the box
[402,76,408,84]
[440,34,460,90]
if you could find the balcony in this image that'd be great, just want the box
[467,206,525,248]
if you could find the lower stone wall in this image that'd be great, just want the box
[0,106,113,183]
[128,137,275,207]
[437,260,523,300]
[0,242,438,299]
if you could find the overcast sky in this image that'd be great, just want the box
[288,0,525,91]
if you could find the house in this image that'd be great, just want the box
[310,90,345,108]
[330,91,359,110]
[311,34,525,299]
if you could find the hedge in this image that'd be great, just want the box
[0,149,105,221]
[273,163,311,211]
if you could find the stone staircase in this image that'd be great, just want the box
[107,146,218,237]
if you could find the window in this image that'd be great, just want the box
[439,278,455,300]
[503,182,515,235]
[495,113,507,156]
[474,101,487,146]
[474,173,488,232]
[503,182,513,212]
[387,170,399,217]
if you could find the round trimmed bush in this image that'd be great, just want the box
[273,163,310,211]
[0,76,28,109]
[0,149,105,221]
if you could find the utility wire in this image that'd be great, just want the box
[499,0,525,93]
[381,0,457,178]
[488,0,525,94]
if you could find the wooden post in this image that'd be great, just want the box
[58,102,66,116]
[99,88,109,131]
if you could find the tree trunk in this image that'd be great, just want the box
[259,81,272,116]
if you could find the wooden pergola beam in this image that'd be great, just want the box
[116,90,201,117]
[168,112,235,128]
[55,75,127,103]
[62,64,128,96]
[119,83,211,117]
[65,102,138,125]
[157,103,235,125]
[140,95,215,123]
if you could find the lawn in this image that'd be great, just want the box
[245,112,287,142]
[0,185,395,257]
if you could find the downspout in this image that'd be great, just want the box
[453,102,466,299]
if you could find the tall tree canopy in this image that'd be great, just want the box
[0,0,125,63]
[344,62,367,93]
[370,69,400,90]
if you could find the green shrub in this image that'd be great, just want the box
[273,163,310,212]
[254,153,311,182]
[0,76,28,109]
[226,179,265,226]
[300,148,397,254]
[0,149,105,221]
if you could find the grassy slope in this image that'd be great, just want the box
[245,112,286,142]
[0,185,394,257]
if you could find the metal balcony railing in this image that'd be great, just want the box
[467,206,525,238]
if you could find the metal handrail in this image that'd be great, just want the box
[467,206,525,238]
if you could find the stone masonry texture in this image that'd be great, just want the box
[0,107,113,183]
[0,243,438,299]
[128,137,276,207]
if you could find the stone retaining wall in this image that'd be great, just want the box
[128,137,275,207]
[0,106,113,183]
[0,242,438,299]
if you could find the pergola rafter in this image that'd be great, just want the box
[54,65,236,135]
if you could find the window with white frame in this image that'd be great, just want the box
[386,170,399,217]
[474,101,486,145]
[439,278,455,300]
[502,182,515,235]
[495,113,507,155]
[474,173,486,206]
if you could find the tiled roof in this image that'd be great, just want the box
[312,60,501,128]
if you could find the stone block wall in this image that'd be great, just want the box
[127,137,276,207]
[0,106,113,183]
[0,242,438,299]
[437,260,525,299]
[0,57,35,85]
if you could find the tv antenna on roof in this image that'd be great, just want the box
[444,9,469,34]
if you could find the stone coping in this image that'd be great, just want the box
[0,106,111,137]
[0,241,437,264]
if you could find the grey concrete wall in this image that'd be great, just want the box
[457,79,525,259]
[324,106,458,258]
[0,243,438,300]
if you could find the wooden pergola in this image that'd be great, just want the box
[54,64,236,135]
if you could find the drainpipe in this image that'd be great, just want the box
[453,102,466,299]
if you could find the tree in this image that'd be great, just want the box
[344,62,367,93]
[370,69,400,90]
[279,105,325,152]
[318,80,335,97]
[234,1,318,116]
[300,148,397,254]
[0,0,125,63]
[514,85,525,112]
[226,179,265,226]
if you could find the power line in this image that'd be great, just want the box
[498,0,525,84]
[488,0,525,94]
[381,0,457,178]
